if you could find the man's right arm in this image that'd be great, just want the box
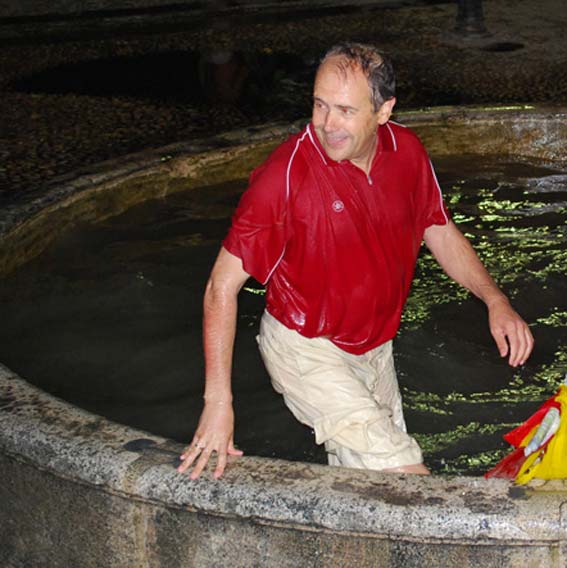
[177,246,251,479]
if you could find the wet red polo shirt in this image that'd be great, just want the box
[223,121,449,354]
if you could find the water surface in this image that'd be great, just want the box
[1,154,565,475]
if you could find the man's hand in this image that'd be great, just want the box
[487,296,534,367]
[177,400,243,480]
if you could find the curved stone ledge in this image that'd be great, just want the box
[2,364,567,567]
[399,104,567,164]
[2,105,567,567]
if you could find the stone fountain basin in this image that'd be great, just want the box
[1,105,567,567]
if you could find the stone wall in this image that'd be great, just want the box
[2,363,567,567]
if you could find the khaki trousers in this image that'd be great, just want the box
[257,311,423,470]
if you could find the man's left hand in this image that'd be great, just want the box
[487,296,534,367]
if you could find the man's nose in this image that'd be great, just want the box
[323,110,337,132]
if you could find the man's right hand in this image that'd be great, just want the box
[177,399,243,479]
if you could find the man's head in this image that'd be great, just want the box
[312,43,396,171]
[322,43,396,111]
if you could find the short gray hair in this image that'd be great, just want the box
[321,43,396,111]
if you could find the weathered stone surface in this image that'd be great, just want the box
[2,363,567,567]
[0,455,142,568]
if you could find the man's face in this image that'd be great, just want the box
[312,57,395,171]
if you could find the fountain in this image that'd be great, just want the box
[1,105,567,567]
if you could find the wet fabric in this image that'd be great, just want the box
[257,311,423,470]
[224,121,450,355]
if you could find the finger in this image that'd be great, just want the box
[177,446,202,473]
[228,441,244,456]
[507,325,526,367]
[509,322,532,367]
[507,329,521,367]
[492,329,509,359]
[520,326,535,365]
[214,450,228,479]
[180,437,203,460]
[189,448,214,480]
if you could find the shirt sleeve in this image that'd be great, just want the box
[415,144,451,230]
[223,159,289,285]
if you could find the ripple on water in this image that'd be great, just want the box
[0,155,565,475]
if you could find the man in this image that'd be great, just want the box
[178,43,534,480]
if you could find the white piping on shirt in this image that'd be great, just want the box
[262,129,310,284]
[306,124,328,165]
[389,120,407,128]
[389,121,447,224]
[287,129,310,200]
[385,122,398,152]
[428,159,450,224]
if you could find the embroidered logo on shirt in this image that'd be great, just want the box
[332,200,344,213]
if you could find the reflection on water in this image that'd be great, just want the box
[0,155,565,475]
[397,156,567,474]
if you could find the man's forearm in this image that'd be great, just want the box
[424,220,507,305]
[201,247,251,403]
[202,280,239,403]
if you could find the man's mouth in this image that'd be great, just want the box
[324,134,348,149]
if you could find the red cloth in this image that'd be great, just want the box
[485,447,527,479]
[224,121,450,354]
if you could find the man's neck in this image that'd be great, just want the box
[349,133,378,175]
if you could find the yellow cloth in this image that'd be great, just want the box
[516,385,567,484]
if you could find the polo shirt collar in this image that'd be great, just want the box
[306,121,397,169]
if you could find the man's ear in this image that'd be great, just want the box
[377,97,396,125]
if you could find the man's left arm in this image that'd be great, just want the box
[423,220,534,367]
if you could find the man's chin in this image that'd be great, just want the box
[322,144,349,163]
